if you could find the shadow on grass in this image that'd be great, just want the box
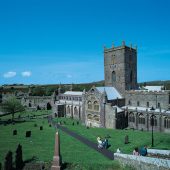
[24,156,38,164]
[0,119,35,125]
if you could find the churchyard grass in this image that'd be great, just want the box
[54,117,170,154]
[0,111,130,170]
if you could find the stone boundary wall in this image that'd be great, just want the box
[114,153,170,170]
[147,149,170,157]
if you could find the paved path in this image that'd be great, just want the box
[48,117,114,160]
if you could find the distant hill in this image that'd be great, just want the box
[0,80,169,96]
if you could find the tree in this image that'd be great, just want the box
[0,96,25,121]
[4,151,13,170]
[15,144,24,170]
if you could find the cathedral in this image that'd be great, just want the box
[52,41,170,132]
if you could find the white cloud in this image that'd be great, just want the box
[3,71,16,78]
[21,71,32,77]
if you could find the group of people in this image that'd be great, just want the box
[133,145,148,156]
[97,137,109,149]
[97,136,148,157]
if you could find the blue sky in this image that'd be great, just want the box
[0,0,170,85]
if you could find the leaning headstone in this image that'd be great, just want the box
[124,135,129,144]
[26,131,31,137]
[51,132,61,170]
[13,130,17,136]
[40,126,43,130]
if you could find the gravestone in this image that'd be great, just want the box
[34,123,37,127]
[124,135,129,144]
[49,124,52,127]
[40,126,43,130]
[13,130,17,135]
[77,121,79,125]
[26,131,31,137]
[51,132,61,170]
[72,122,74,126]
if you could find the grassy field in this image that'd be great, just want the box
[54,117,170,154]
[1,112,169,169]
[0,111,131,170]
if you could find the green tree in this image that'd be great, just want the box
[0,96,25,121]
[31,86,46,96]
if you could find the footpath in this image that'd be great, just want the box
[48,117,114,160]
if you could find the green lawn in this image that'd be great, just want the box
[1,112,169,169]
[54,117,170,154]
[0,111,129,170]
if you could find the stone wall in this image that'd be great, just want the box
[104,43,137,95]
[114,153,170,170]
[125,90,170,110]
[105,104,116,129]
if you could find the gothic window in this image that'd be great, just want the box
[88,101,92,110]
[129,112,135,122]
[139,113,145,124]
[150,115,157,126]
[164,117,170,129]
[74,107,78,115]
[128,100,131,106]
[87,114,93,120]
[93,115,99,121]
[112,71,116,83]
[67,106,70,114]
[147,102,149,107]
[137,101,140,107]
[91,89,95,94]
[94,101,99,111]
[157,102,160,108]
[130,70,133,83]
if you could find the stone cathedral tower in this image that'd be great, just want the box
[104,41,138,95]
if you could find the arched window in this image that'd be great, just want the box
[74,107,78,115]
[129,112,135,122]
[147,102,149,107]
[164,117,170,129]
[150,115,157,126]
[87,114,92,120]
[94,101,99,111]
[87,101,92,110]
[93,115,99,121]
[67,106,70,114]
[128,100,131,106]
[139,113,145,124]
[112,71,116,84]
[157,103,160,108]
[130,70,133,83]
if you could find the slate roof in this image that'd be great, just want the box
[64,91,83,96]
[96,86,122,100]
